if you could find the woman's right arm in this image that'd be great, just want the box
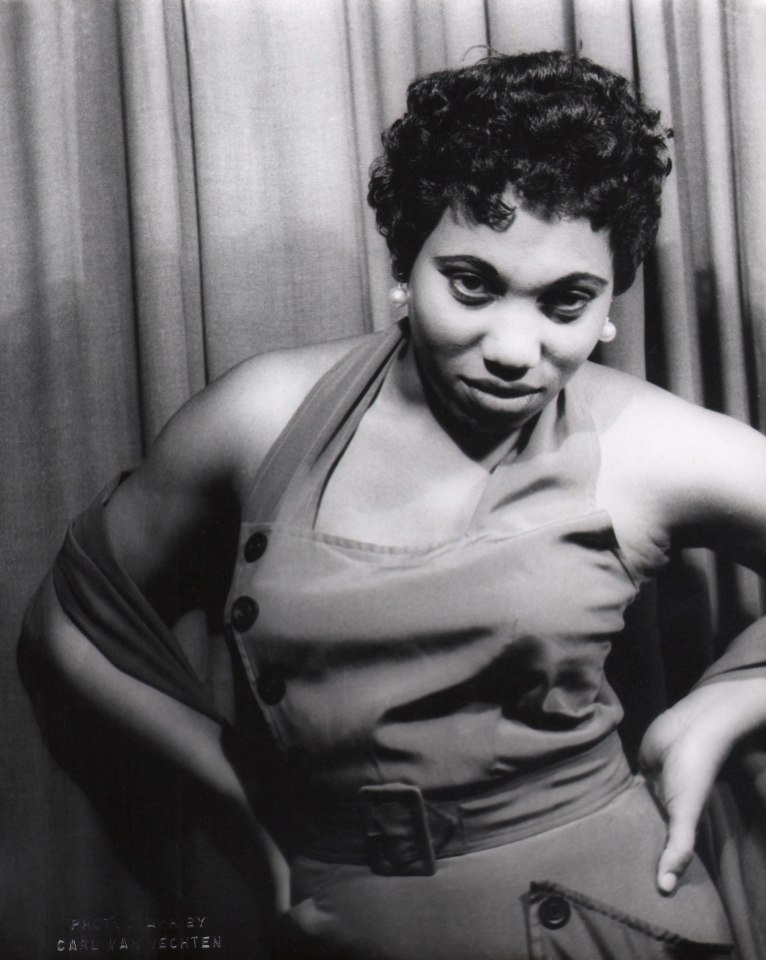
[24,570,291,906]
[25,573,256,810]
[21,353,274,807]
[22,338,358,805]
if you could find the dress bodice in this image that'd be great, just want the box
[224,323,640,794]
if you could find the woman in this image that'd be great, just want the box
[23,52,766,959]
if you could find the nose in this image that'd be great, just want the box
[481,309,542,375]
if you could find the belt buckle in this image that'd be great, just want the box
[358,783,437,877]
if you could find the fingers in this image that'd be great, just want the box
[652,765,710,895]
[641,744,710,895]
[638,696,735,895]
[656,815,696,894]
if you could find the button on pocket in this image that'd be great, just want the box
[231,595,259,632]
[527,882,734,960]
[538,894,570,930]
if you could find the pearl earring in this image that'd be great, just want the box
[599,318,617,343]
[388,283,409,307]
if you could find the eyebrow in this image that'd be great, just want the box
[433,255,610,291]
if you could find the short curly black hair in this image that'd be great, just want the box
[368,51,672,295]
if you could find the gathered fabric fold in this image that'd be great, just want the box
[50,471,223,725]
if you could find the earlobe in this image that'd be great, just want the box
[599,318,617,343]
[388,283,410,307]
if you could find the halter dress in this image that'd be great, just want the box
[223,323,734,959]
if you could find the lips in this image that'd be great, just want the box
[460,377,543,399]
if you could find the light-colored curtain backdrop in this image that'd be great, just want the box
[2,0,764,956]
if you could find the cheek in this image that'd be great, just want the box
[545,328,602,371]
[410,304,472,357]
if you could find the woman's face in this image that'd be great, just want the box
[406,198,614,440]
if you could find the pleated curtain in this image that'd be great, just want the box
[1,1,764,957]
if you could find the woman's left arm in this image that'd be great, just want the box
[641,661,766,892]
[636,404,766,893]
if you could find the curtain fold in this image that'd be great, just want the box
[118,0,207,439]
[692,0,748,419]
[726,0,766,432]
[182,0,376,375]
[2,1,764,956]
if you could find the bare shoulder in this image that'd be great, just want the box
[575,361,766,570]
[574,360,670,428]
[576,360,764,479]
[210,333,368,475]
[103,333,367,584]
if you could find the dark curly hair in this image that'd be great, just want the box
[368,51,672,295]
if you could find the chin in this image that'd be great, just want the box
[419,361,551,443]
[458,386,549,431]
[444,397,543,447]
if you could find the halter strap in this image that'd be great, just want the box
[243,322,405,525]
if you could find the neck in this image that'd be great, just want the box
[385,336,532,470]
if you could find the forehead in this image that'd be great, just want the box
[421,201,614,286]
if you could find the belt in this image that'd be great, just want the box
[295,733,633,877]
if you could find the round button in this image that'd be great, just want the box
[256,667,286,706]
[244,531,268,563]
[230,595,259,632]
[538,895,570,930]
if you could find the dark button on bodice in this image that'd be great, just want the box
[538,895,570,930]
[231,595,259,632]
[244,531,268,562]
[256,666,286,705]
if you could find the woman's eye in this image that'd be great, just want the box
[448,273,493,305]
[542,289,595,320]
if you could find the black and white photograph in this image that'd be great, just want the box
[2,1,766,958]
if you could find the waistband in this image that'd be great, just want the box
[295,732,634,877]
